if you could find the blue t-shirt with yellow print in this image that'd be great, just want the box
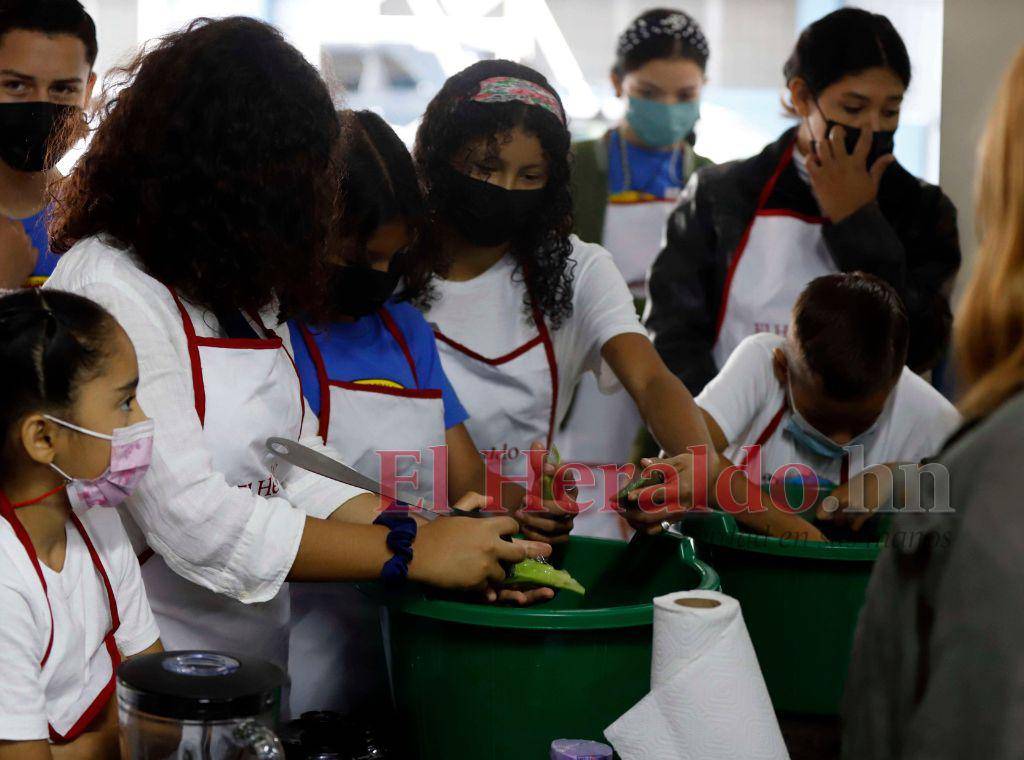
[289,300,468,430]
[18,204,60,286]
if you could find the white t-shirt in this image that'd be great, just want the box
[0,508,159,741]
[422,235,646,433]
[696,333,961,483]
[45,238,367,604]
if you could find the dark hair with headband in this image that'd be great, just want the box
[414,59,576,327]
[613,8,709,77]
[793,272,909,400]
[0,289,116,479]
[784,7,910,100]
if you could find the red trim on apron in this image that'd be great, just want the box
[737,400,789,469]
[168,288,207,425]
[713,139,798,340]
[51,511,123,743]
[0,493,122,743]
[143,287,303,567]
[378,308,420,388]
[739,399,850,485]
[298,309,430,444]
[326,381,442,400]
[533,306,559,451]
[0,492,56,668]
[297,322,333,442]
[434,304,559,450]
[433,331,544,366]
[755,208,828,225]
[166,287,287,425]
[607,198,678,206]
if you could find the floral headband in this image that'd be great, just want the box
[469,76,566,126]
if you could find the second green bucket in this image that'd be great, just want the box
[679,510,881,714]
[369,534,719,759]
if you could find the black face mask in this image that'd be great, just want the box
[329,263,401,318]
[442,169,545,248]
[810,100,896,169]
[0,102,79,173]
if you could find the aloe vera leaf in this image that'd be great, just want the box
[541,444,562,501]
[505,557,585,595]
[615,470,666,509]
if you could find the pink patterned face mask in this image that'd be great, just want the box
[45,415,154,510]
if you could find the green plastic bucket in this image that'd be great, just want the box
[368,534,719,759]
[678,510,881,715]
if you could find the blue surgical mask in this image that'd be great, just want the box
[783,387,881,461]
[625,97,700,149]
[784,411,846,460]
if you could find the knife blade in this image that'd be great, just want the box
[266,437,445,520]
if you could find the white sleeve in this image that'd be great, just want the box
[49,274,307,604]
[570,239,647,392]
[97,516,160,657]
[696,335,778,445]
[0,582,48,741]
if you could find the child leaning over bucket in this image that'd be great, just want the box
[629,273,960,540]
[0,289,161,760]
[700,272,960,539]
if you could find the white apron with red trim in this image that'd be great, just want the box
[601,196,677,298]
[296,311,446,506]
[288,312,446,715]
[433,304,558,474]
[712,142,836,369]
[140,289,304,673]
[0,496,122,743]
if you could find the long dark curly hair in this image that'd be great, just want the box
[413,59,575,327]
[50,16,343,319]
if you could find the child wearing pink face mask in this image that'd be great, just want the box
[0,288,161,760]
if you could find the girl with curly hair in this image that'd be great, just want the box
[414,59,714,537]
[43,17,547,682]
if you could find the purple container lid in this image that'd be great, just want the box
[550,738,614,759]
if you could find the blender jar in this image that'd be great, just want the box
[118,651,285,759]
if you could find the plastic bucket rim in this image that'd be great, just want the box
[679,511,883,561]
[364,541,721,630]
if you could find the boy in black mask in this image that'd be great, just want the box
[0,0,96,288]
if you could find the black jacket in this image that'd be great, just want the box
[645,127,961,395]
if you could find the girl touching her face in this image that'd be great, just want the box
[646,7,960,401]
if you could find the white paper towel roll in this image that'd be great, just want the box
[604,590,789,760]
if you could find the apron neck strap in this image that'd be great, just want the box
[378,308,420,389]
[0,490,56,666]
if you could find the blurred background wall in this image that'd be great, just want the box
[76,0,1024,281]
